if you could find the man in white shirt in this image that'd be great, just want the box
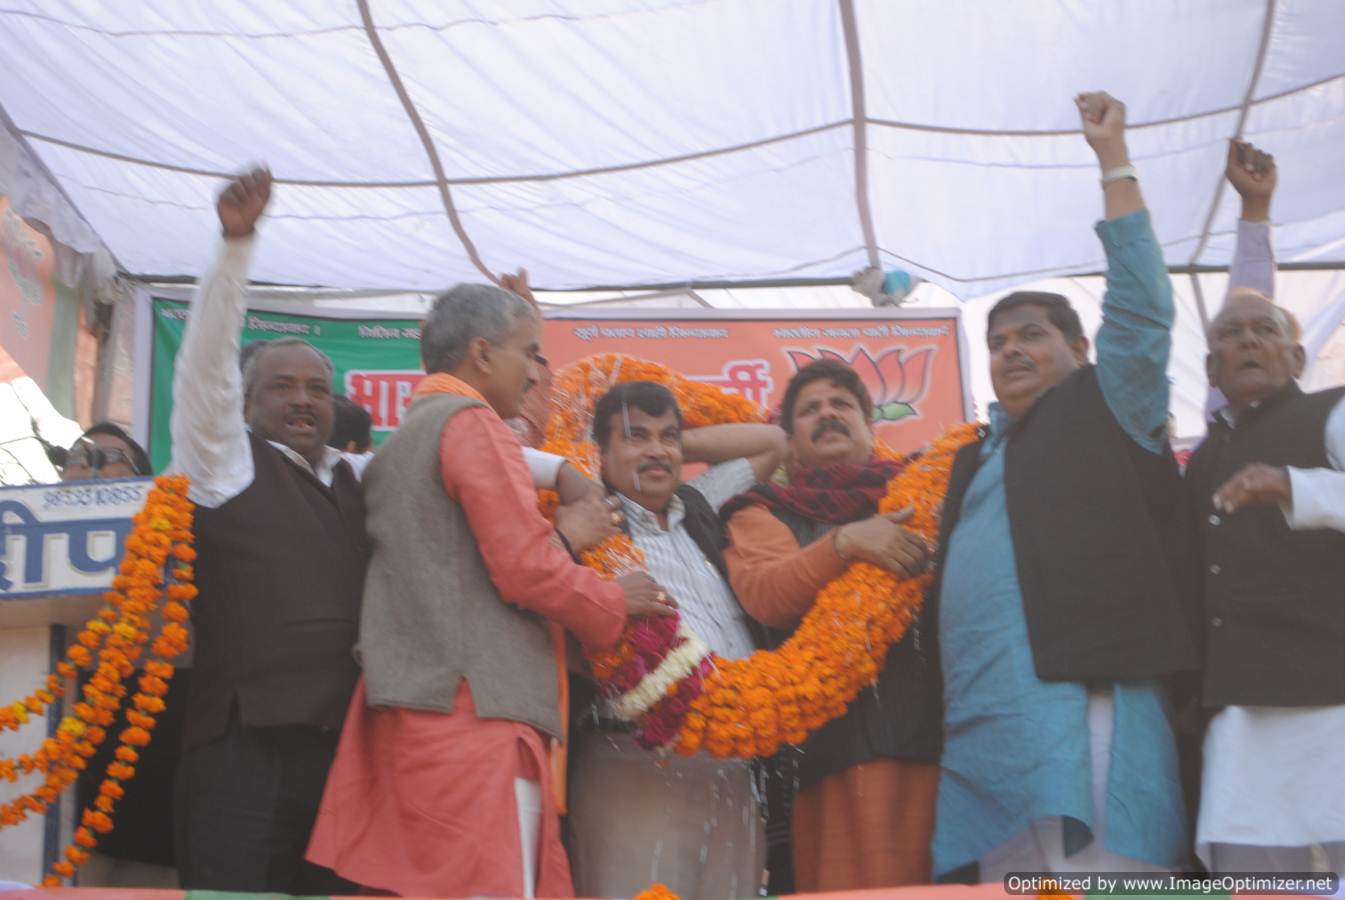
[566,380,785,900]
[1188,144,1345,875]
[169,169,620,893]
[169,169,368,893]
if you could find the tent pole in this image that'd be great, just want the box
[837,0,879,268]
[1190,271,1211,333]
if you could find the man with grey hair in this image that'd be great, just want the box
[1187,143,1345,874]
[307,282,673,898]
[169,169,365,893]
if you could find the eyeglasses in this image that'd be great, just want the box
[65,440,146,476]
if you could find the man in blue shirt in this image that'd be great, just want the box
[928,92,1198,881]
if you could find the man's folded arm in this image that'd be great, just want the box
[1285,398,1345,533]
[440,409,625,650]
[724,504,849,629]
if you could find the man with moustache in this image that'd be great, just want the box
[307,285,673,898]
[721,357,935,891]
[1188,271,1345,868]
[927,93,1196,881]
[169,170,366,892]
[566,380,785,900]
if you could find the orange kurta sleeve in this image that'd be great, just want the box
[724,503,850,630]
[439,406,626,650]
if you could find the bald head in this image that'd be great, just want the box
[1206,292,1306,413]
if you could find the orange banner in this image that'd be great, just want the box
[543,311,970,455]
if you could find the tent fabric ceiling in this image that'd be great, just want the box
[1,1,1343,295]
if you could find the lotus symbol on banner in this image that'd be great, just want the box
[785,346,935,423]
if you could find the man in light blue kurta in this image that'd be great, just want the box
[933,93,1191,880]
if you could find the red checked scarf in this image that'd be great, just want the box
[721,457,908,525]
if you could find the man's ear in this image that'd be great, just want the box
[467,335,493,373]
[1291,343,1308,379]
[1205,352,1217,388]
[1070,335,1091,366]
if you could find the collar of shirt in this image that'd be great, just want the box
[985,402,1015,449]
[1213,398,1266,431]
[615,490,684,534]
[1211,380,1304,431]
[415,372,487,403]
[266,440,345,486]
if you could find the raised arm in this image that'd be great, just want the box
[1079,92,1175,454]
[681,423,786,483]
[1225,139,1277,299]
[1078,92,1144,222]
[169,169,272,507]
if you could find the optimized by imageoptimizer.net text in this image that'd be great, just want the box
[1003,871,1340,896]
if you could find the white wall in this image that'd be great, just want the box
[0,626,56,884]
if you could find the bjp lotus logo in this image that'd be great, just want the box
[785,346,936,423]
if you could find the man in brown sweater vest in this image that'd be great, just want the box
[307,283,673,897]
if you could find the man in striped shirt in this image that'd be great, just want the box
[566,380,785,900]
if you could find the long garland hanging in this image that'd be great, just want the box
[540,353,977,758]
[0,475,196,886]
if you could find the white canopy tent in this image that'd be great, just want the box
[1,0,1343,440]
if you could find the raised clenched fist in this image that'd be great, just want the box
[1226,139,1276,220]
[1075,92,1129,168]
[218,168,273,239]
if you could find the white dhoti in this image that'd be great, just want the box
[1197,704,1345,874]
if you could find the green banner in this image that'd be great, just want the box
[149,298,425,472]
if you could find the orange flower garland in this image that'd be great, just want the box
[541,353,977,758]
[635,883,680,900]
[0,475,196,887]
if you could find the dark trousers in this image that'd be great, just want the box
[174,714,356,894]
[77,671,189,867]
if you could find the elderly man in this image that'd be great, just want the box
[168,170,366,893]
[722,357,935,891]
[926,93,1197,881]
[307,285,671,898]
[1188,153,1345,874]
[566,380,784,900]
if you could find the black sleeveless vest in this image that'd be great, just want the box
[764,507,942,788]
[187,433,368,748]
[930,365,1198,683]
[1186,382,1345,707]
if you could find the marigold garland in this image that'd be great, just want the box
[0,475,196,887]
[541,353,977,758]
[634,883,679,900]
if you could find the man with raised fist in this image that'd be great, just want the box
[169,170,365,893]
[926,93,1197,881]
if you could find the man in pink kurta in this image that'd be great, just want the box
[308,284,673,897]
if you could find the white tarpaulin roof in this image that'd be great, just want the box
[1,1,1343,295]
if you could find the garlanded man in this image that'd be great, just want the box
[306,284,672,898]
[721,357,936,891]
[567,381,784,900]
[169,170,365,893]
[1189,147,1345,874]
[927,93,1195,881]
